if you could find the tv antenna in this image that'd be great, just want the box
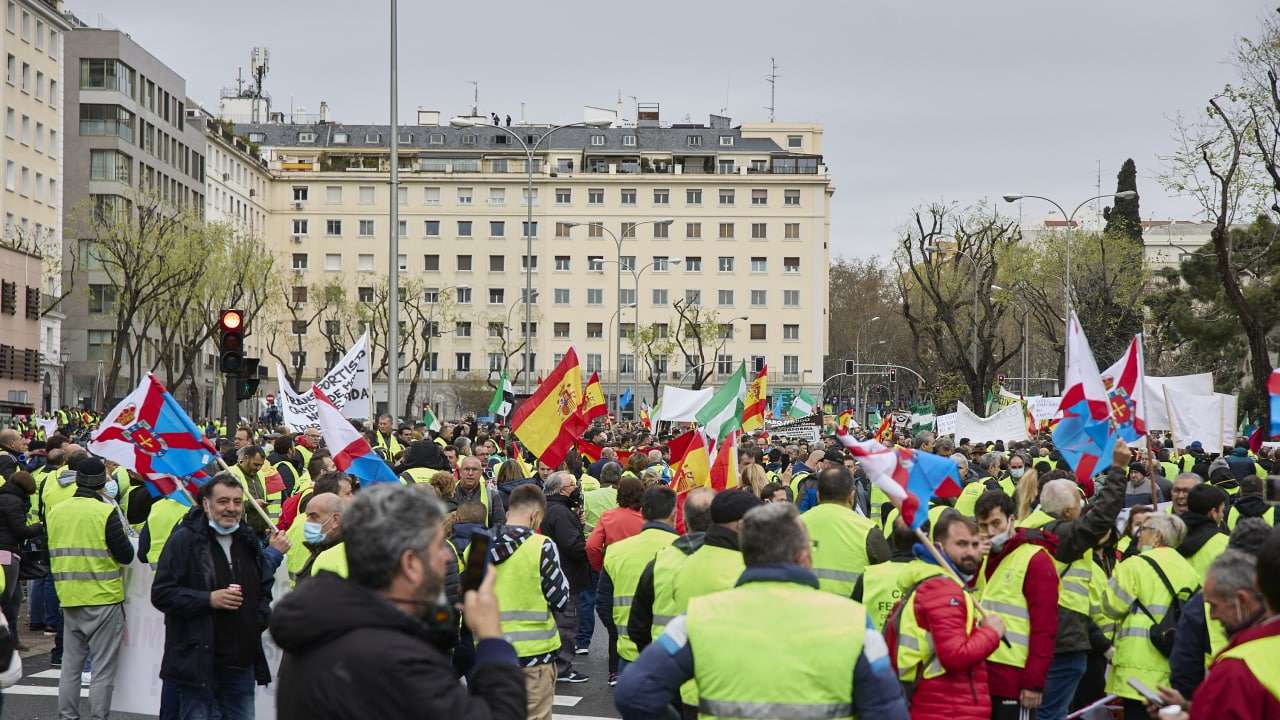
[468,80,479,116]
[765,57,779,122]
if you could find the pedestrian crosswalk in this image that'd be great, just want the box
[2,667,91,698]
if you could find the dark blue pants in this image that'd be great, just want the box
[168,666,255,720]
[1039,650,1088,720]
[576,585,597,649]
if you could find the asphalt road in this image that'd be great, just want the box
[2,619,622,720]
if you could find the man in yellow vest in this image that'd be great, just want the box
[227,445,283,532]
[293,493,349,584]
[454,455,504,527]
[283,472,353,584]
[799,467,891,598]
[46,457,135,719]
[138,497,191,566]
[615,501,910,719]
[1178,484,1230,577]
[955,452,1017,517]
[599,486,678,683]
[372,414,402,460]
[1152,536,1280,719]
[1227,475,1278,529]
[627,487,716,656]
[489,484,570,720]
[854,514,918,629]
[884,509,1003,719]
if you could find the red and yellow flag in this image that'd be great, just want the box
[710,429,741,491]
[579,371,607,422]
[668,429,711,494]
[639,401,653,431]
[741,364,768,433]
[510,348,586,468]
[872,415,894,444]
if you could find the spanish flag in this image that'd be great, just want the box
[579,371,607,422]
[510,348,586,468]
[741,364,768,433]
[709,429,740,491]
[639,400,653,431]
[669,429,711,494]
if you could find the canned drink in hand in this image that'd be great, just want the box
[229,583,242,593]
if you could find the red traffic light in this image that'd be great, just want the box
[220,309,244,332]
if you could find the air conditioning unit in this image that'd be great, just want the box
[291,301,304,309]
[290,234,303,243]
[292,267,304,275]
[292,201,304,210]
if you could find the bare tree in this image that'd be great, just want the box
[632,319,677,404]
[671,298,732,390]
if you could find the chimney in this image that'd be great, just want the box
[417,108,440,126]
[709,114,731,129]
[637,102,660,128]
[318,101,330,123]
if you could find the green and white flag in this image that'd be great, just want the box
[788,389,816,419]
[910,402,936,434]
[488,371,513,417]
[695,362,748,448]
[422,405,441,433]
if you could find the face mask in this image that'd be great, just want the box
[989,529,1012,553]
[303,520,327,545]
[569,488,583,504]
[208,520,240,536]
[1010,468,1025,479]
[1139,544,1154,553]
[104,479,119,499]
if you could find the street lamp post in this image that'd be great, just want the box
[1001,190,1138,366]
[388,0,400,419]
[855,316,880,425]
[451,117,613,398]
[566,219,674,416]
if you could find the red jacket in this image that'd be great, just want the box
[278,492,304,531]
[1192,617,1280,720]
[586,506,643,571]
[982,528,1059,699]
[885,566,1001,720]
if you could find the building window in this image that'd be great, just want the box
[357,186,374,205]
[684,256,702,272]
[489,255,505,272]
[751,189,768,205]
[620,288,636,305]
[457,220,472,237]
[79,59,135,95]
[455,321,472,337]
[750,324,766,341]
[588,188,604,205]
[621,222,636,238]
[687,135,703,147]
[588,223,603,239]
[457,187,472,204]
[783,257,801,273]
[623,135,636,147]
[683,222,702,240]
[587,289,603,306]
[586,323,603,339]
[521,254,538,271]
[358,219,374,236]
[751,222,767,239]
[685,289,701,306]
[87,284,117,313]
[398,220,407,237]
[553,322,570,339]
[488,187,505,205]
[785,189,801,206]
[554,288,570,305]
[718,256,735,273]
[398,253,407,271]
[423,287,441,304]
[554,222,572,239]
[89,149,131,182]
[422,219,440,236]
[554,255,571,271]
[751,289,767,307]
[719,135,734,146]
[590,134,605,146]
[784,223,800,239]
[686,188,702,205]
[292,219,309,235]
[783,324,799,341]
[784,289,800,307]
[424,186,441,204]
[750,257,767,273]
[716,354,734,375]
[488,288,504,304]
[652,288,668,305]
[87,330,115,362]
[620,255,636,271]
[619,354,635,376]
[718,289,734,306]
[79,104,134,142]
[291,351,308,368]
[718,188,735,206]
[298,132,316,144]
[621,188,636,205]
[455,287,472,304]
[653,222,670,239]
[456,254,473,271]
[358,254,375,272]
[324,253,342,271]
[522,221,537,238]
[490,221,505,237]
[652,256,670,272]
[424,254,440,271]
[719,223,735,239]
[555,187,571,204]
[783,356,800,375]
[585,354,602,373]
[787,135,803,148]
[291,253,308,270]
[751,159,767,172]
[326,219,342,236]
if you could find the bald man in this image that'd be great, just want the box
[295,493,348,584]
[0,428,28,478]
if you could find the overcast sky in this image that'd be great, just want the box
[78,0,1270,259]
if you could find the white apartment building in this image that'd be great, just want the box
[2,0,69,412]
[238,108,832,418]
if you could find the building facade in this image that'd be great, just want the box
[60,20,206,408]
[0,244,46,418]
[2,0,69,411]
[238,109,832,418]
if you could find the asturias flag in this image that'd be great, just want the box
[1054,312,1119,483]
[848,438,962,529]
[1101,334,1146,443]
[510,348,586,468]
[89,374,216,499]
[313,387,400,485]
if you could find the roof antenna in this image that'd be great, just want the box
[765,57,779,122]
[468,80,478,116]
[720,76,730,116]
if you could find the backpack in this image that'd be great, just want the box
[1133,554,1195,657]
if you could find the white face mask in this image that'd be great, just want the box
[1010,467,1025,479]
[104,479,119,499]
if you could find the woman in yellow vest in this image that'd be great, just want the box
[1101,511,1200,719]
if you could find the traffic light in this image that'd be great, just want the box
[844,360,855,375]
[219,309,245,374]
[997,373,1007,385]
[889,368,897,383]
[237,357,261,400]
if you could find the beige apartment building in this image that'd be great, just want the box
[2,0,69,411]
[238,109,832,417]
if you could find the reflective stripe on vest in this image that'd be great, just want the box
[979,542,1051,668]
[1017,510,1092,615]
[492,534,560,657]
[1215,633,1280,703]
[688,581,863,720]
[799,504,875,597]
[230,465,284,521]
[669,542,746,707]
[47,497,124,607]
[896,563,975,681]
[603,527,676,661]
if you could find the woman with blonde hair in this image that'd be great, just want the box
[741,464,768,496]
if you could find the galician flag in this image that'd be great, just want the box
[422,405,441,433]
[695,361,748,457]
[788,389,816,419]
[488,370,514,418]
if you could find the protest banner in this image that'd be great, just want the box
[654,386,714,422]
[935,412,958,437]
[767,414,822,442]
[955,401,1029,444]
[277,334,372,431]
[1143,373,1214,431]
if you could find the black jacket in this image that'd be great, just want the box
[1178,512,1227,560]
[540,493,590,591]
[1039,465,1126,654]
[0,481,40,553]
[151,507,282,687]
[270,573,526,720]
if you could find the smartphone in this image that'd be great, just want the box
[1128,677,1164,705]
[461,530,492,594]
[1266,475,1280,505]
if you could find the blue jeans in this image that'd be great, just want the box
[169,666,255,720]
[27,579,45,625]
[1040,650,1088,720]
[576,585,596,649]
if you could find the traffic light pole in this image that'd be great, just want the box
[223,378,239,435]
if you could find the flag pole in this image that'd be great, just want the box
[911,524,1009,645]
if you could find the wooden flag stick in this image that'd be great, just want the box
[213,455,277,529]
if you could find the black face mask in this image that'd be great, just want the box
[569,488,583,505]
